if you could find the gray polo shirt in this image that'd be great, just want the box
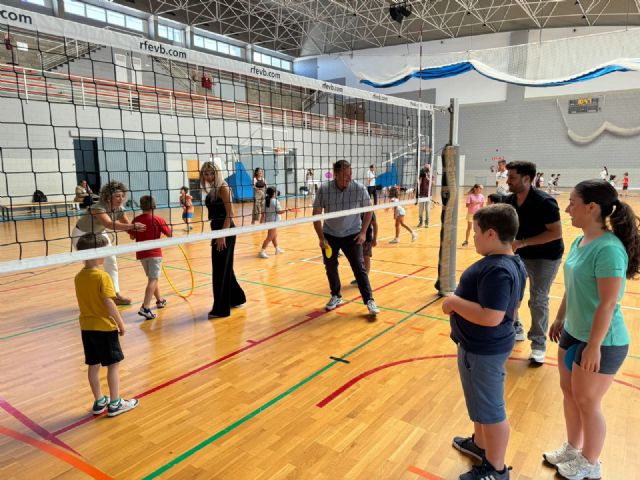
[313,180,371,237]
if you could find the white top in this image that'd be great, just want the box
[600,169,608,180]
[265,198,282,223]
[495,170,509,195]
[392,197,405,216]
[367,170,376,187]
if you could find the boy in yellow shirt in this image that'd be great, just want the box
[75,233,139,417]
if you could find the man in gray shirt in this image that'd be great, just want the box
[313,160,379,317]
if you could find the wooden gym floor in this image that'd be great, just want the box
[0,192,639,480]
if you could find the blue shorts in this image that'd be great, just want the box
[457,345,510,424]
[559,329,628,375]
[182,212,194,219]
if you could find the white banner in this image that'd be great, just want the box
[0,5,432,111]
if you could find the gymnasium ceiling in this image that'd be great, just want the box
[119,0,640,56]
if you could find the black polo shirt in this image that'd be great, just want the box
[505,188,564,260]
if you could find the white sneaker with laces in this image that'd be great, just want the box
[411,231,418,242]
[366,299,380,315]
[275,247,285,254]
[325,295,343,311]
[258,249,269,259]
[107,398,139,417]
[544,442,581,466]
[389,238,399,244]
[529,348,546,364]
[556,453,601,480]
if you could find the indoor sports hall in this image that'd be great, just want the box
[1,1,639,479]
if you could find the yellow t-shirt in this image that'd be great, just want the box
[74,268,117,331]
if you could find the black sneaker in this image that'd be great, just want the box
[91,395,110,415]
[138,306,156,320]
[452,434,486,461]
[459,462,511,480]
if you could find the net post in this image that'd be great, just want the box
[436,98,460,296]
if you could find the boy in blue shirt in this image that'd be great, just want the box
[442,204,527,480]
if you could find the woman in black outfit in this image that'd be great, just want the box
[200,161,246,318]
[252,167,267,224]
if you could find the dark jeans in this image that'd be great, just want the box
[367,186,378,205]
[211,235,246,317]
[323,233,373,303]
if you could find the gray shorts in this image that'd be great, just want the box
[141,257,162,279]
[457,345,510,424]
[560,329,628,375]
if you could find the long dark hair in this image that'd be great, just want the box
[575,179,640,278]
[265,187,276,208]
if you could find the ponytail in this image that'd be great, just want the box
[609,200,640,279]
[265,187,276,209]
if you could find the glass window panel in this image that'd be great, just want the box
[281,60,291,71]
[126,16,144,32]
[64,0,85,16]
[158,25,168,38]
[253,52,262,63]
[217,42,229,54]
[86,5,106,22]
[230,45,243,58]
[23,0,47,6]
[271,57,281,68]
[194,35,204,48]
[204,38,216,51]
[107,11,125,27]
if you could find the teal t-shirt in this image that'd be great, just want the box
[563,232,630,346]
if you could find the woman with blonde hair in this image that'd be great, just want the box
[200,162,246,318]
[72,180,146,305]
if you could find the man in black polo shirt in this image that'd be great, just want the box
[505,161,564,366]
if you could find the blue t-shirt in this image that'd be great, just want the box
[450,254,527,355]
[564,232,630,346]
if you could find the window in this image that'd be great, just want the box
[271,57,281,68]
[64,0,85,16]
[281,60,291,71]
[86,4,106,22]
[194,35,204,48]
[22,0,47,6]
[158,25,168,38]
[204,38,216,51]
[107,10,125,27]
[253,52,262,63]
[158,24,183,42]
[126,16,144,32]
[217,42,229,55]
[229,45,243,58]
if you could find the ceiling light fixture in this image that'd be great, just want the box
[389,1,412,24]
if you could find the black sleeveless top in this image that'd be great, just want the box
[205,192,235,230]
[255,179,266,189]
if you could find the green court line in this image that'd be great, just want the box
[142,304,424,479]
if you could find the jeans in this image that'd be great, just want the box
[323,233,373,303]
[418,197,430,225]
[516,257,561,351]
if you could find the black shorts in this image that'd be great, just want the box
[559,329,628,375]
[81,330,124,366]
[623,185,628,191]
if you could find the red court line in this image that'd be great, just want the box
[407,465,444,480]
[317,355,640,408]
[623,372,640,380]
[52,268,423,436]
[410,326,425,332]
[0,426,112,480]
[0,397,79,455]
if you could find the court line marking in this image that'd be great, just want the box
[51,267,428,437]
[0,426,112,480]
[0,397,78,455]
[407,465,445,480]
[141,296,442,479]
[317,354,640,409]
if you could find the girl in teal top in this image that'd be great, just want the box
[545,179,640,480]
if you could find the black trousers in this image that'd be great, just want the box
[367,186,378,205]
[211,235,246,317]
[323,233,373,303]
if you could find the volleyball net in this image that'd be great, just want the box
[0,6,435,274]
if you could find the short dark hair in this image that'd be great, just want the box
[140,195,156,211]
[487,193,504,204]
[473,204,519,243]
[76,233,109,251]
[333,159,351,172]
[181,186,189,193]
[506,161,536,181]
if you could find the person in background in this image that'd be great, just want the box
[75,179,99,208]
[462,185,485,247]
[417,165,431,228]
[252,167,267,225]
[367,164,378,205]
[622,172,629,197]
[495,160,509,198]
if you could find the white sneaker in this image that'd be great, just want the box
[107,398,139,417]
[557,453,601,480]
[389,238,399,244]
[258,250,269,259]
[529,348,546,365]
[275,247,285,254]
[544,442,581,466]
[411,231,418,242]
[366,299,380,315]
[325,295,343,311]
